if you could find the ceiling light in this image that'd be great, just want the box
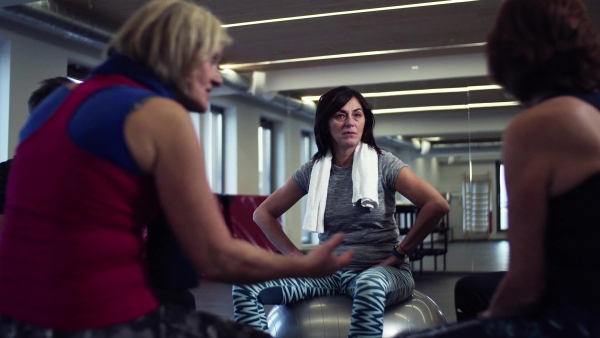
[222,0,480,28]
[421,140,431,154]
[301,85,502,101]
[219,42,485,70]
[373,101,520,114]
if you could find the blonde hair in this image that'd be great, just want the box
[107,0,232,97]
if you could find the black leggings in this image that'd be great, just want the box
[454,271,505,322]
[0,304,269,338]
[395,306,600,338]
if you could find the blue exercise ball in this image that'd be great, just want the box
[267,290,446,338]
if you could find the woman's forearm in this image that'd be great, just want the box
[253,207,303,256]
[399,199,449,253]
[202,233,352,284]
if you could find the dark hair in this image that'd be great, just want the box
[28,76,74,112]
[486,0,600,104]
[312,86,381,162]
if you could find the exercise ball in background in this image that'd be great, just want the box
[267,290,446,338]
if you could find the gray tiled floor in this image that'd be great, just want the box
[191,240,509,326]
[402,239,508,323]
[415,240,509,273]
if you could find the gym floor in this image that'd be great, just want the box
[190,240,509,324]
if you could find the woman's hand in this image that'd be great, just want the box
[371,254,406,268]
[300,233,354,277]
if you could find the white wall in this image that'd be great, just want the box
[0,25,102,159]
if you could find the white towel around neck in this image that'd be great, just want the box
[302,142,379,233]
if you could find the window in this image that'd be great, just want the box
[0,38,9,161]
[496,161,508,231]
[299,131,318,245]
[462,173,491,240]
[191,105,224,193]
[258,119,274,195]
[205,106,224,193]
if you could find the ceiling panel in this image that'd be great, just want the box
[3,0,599,147]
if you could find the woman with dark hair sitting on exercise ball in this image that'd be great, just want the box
[232,86,449,338]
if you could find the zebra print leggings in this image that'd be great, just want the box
[232,263,414,338]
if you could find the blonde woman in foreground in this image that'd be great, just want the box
[0,1,353,336]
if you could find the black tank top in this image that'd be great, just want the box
[542,91,600,313]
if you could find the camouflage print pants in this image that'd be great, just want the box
[0,304,271,338]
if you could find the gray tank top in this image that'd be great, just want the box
[293,151,407,270]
